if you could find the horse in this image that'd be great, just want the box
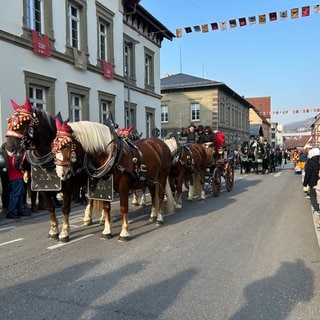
[52,118,175,241]
[252,142,265,174]
[5,98,97,242]
[169,143,207,209]
[239,141,251,174]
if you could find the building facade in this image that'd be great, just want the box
[160,73,252,147]
[0,0,174,142]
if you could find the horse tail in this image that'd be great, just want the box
[93,199,104,212]
[165,177,175,213]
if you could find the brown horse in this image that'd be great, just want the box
[169,143,207,209]
[52,118,175,241]
[5,98,96,242]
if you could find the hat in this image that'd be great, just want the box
[197,125,204,130]
[188,123,196,128]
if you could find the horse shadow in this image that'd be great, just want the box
[0,258,198,319]
[229,259,314,320]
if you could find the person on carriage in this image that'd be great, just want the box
[180,123,199,143]
[196,125,204,140]
[224,143,235,165]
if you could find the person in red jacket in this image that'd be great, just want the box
[6,152,30,219]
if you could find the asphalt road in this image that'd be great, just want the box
[1,164,320,320]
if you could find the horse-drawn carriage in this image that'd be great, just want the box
[202,142,234,197]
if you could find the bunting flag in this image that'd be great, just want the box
[259,107,320,117]
[239,17,247,27]
[175,4,320,37]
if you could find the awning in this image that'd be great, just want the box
[250,124,263,137]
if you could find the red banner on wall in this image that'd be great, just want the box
[31,30,51,57]
[103,61,114,79]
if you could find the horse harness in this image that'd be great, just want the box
[172,144,196,174]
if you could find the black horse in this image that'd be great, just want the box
[239,141,252,174]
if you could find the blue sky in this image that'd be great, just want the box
[141,0,320,124]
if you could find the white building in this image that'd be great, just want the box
[0,0,174,142]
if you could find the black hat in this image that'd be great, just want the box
[197,125,204,130]
[188,123,196,128]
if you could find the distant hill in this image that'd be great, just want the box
[283,117,314,132]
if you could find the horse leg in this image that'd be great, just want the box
[154,183,164,226]
[118,188,130,242]
[187,175,194,201]
[101,201,112,240]
[83,199,93,226]
[45,192,59,240]
[59,191,72,242]
[139,191,146,206]
[148,185,158,222]
[131,190,139,206]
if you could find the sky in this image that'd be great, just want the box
[141,0,320,125]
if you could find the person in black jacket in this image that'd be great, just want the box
[180,124,198,143]
[303,147,320,214]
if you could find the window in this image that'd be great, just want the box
[66,0,88,54]
[24,71,56,115]
[67,82,90,121]
[123,39,137,81]
[68,3,80,49]
[145,107,155,138]
[161,105,168,123]
[144,48,154,90]
[96,3,114,64]
[29,86,46,110]
[25,0,43,32]
[125,104,136,128]
[191,103,200,121]
[98,91,115,124]
[98,22,108,60]
[22,0,53,41]
[71,95,82,121]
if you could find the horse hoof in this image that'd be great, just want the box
[156,221,164,227]
[118,236,130,242]
[101,233,112,240]
[83,220,92,226]
[149,217,157,223]
[59,236,70,243]
[48,233,59,240]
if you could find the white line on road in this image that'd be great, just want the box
[47,234,94,250]
[0,238,23,247]
[0,226,16,232]
[274,172,283,177]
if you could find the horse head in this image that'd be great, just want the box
[52,116,85,180]
[6,98,56,159]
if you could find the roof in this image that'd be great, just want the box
[285,135,311,149]
[161,73,221,90]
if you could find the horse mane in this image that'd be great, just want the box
[68,121,112,154]
[32,105,56,135]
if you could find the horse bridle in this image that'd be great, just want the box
[6,109,39,150]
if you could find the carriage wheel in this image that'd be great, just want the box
[225,162,234,192]
[212,167,221,197]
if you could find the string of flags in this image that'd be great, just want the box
[175,4,320,37]
[260,108,320,117]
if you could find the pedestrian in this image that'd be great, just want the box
[180,124,198,143]
[6,151,30,219]
[0,142,10,215]
[303,147,320,215]
[279,148,287,169]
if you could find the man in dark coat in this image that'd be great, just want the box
[180,124,198,143]
[303,147,320,214]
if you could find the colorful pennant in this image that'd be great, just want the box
[175,4,319,37]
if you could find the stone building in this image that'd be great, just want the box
[160,73,253,147]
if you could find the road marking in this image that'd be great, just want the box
[0,226,16,232]
[47,234,94,250]
[274,172,282,177]
[0,238,23,247]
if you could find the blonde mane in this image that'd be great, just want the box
[69,121,112,154]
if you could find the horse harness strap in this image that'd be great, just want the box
[116,139,149,184]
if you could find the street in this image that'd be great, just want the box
[1,165,320,320]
